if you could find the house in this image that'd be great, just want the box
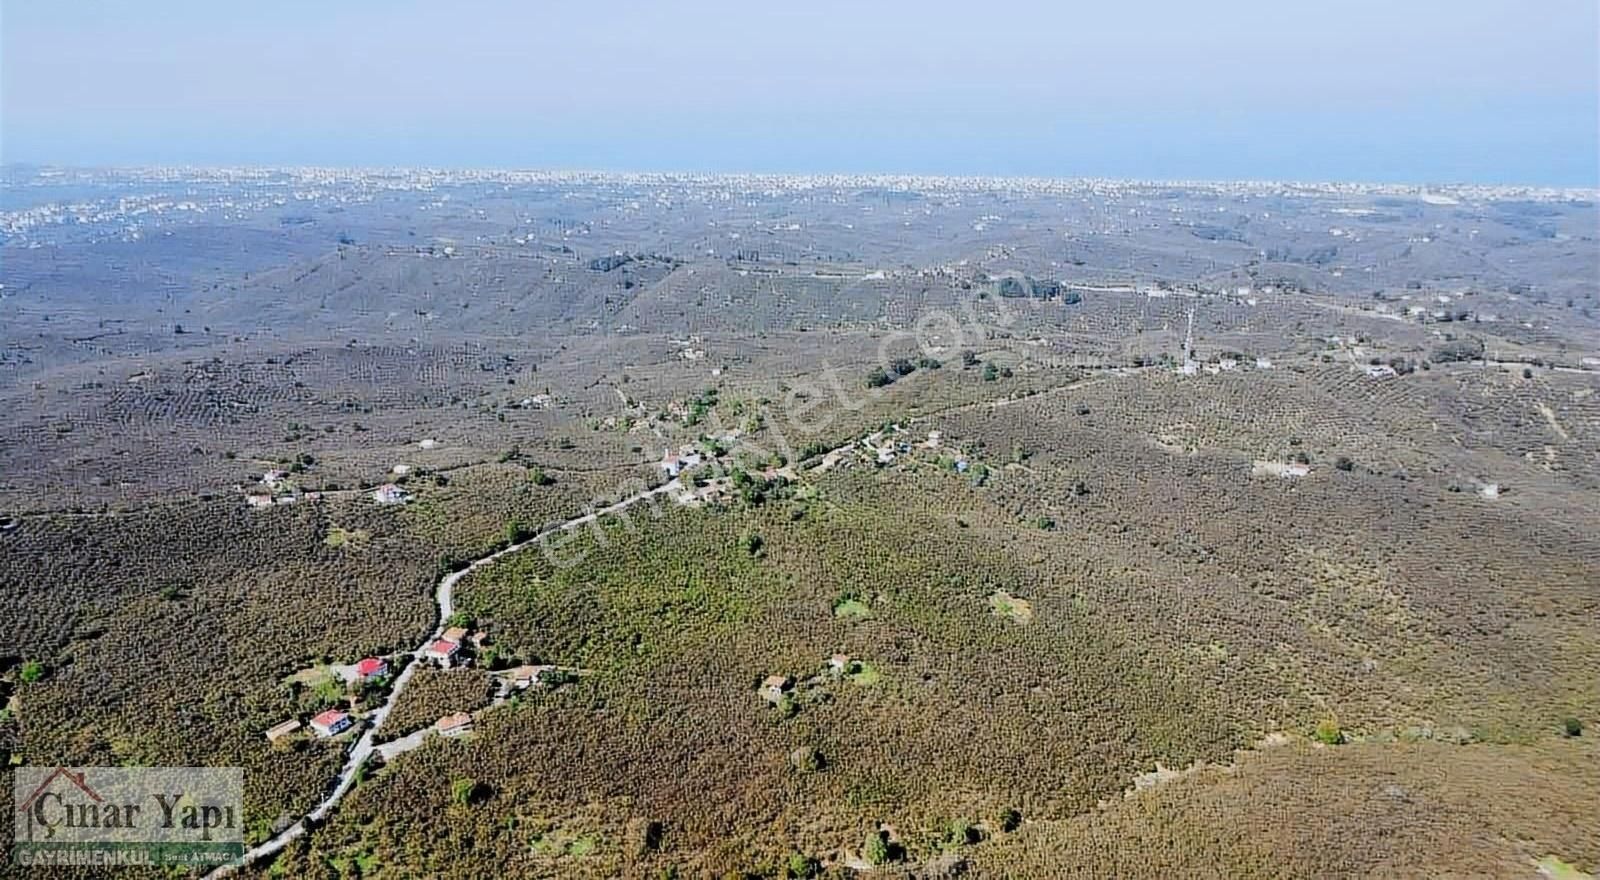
[660,452,682,477]
[261,469,289,488]
[425,639,461,664]
[436,713,474,738]
[506,665,540,689]
[265,719,301,743]
[1284,463,1312,478]
[309,709,351,738]
[355,657,388,680]
[828,654,851,675]
[758,674,793,704]
[1364,364,1398,379]
[507,664,560,688]
[469,631,490,650]
[245,494,274,509]
[371,484,409,504]
[442,626,469,644]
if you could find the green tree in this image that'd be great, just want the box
[862,832,890,866]
[784,853,820,878]
[19,661,45,683]
[742,533,764,556]
[451,778,483,805]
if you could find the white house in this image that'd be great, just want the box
[372,484,409,504]
[425,638,461,665]
[309,709,351,738]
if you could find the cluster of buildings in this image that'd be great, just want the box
[265,654,393,744]
[758,653,861,707]
[243,469,323,510]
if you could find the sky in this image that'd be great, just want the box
[3,0,1598,184]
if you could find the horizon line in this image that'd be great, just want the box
[5,162,1597,196]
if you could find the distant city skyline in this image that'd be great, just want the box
[4,0,1597,185]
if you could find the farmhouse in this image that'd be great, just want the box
[355,657,388,680]
[828,654,851,674]
[506,665,539,688]
[309,709,351,738]
[265,719,301,743]
[371,484,409,504]
[436,713,474,738]
[759,674,793,703]
[442,626,469,643]
[425,639,461,664]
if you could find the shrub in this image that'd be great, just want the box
[1313,719,1344,745]
[1562,717,1583,737]
[784,853,821,878]
[742,533,764,556]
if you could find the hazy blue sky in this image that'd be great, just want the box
[4,0,1597,183]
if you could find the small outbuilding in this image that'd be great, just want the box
[265,719,302,743]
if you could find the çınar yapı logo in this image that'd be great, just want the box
[12,766,244,867]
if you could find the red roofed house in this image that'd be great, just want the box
[355,657,388,680]
[425,639,461,665]
[436,713,474,738]
[309,709,352,738]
